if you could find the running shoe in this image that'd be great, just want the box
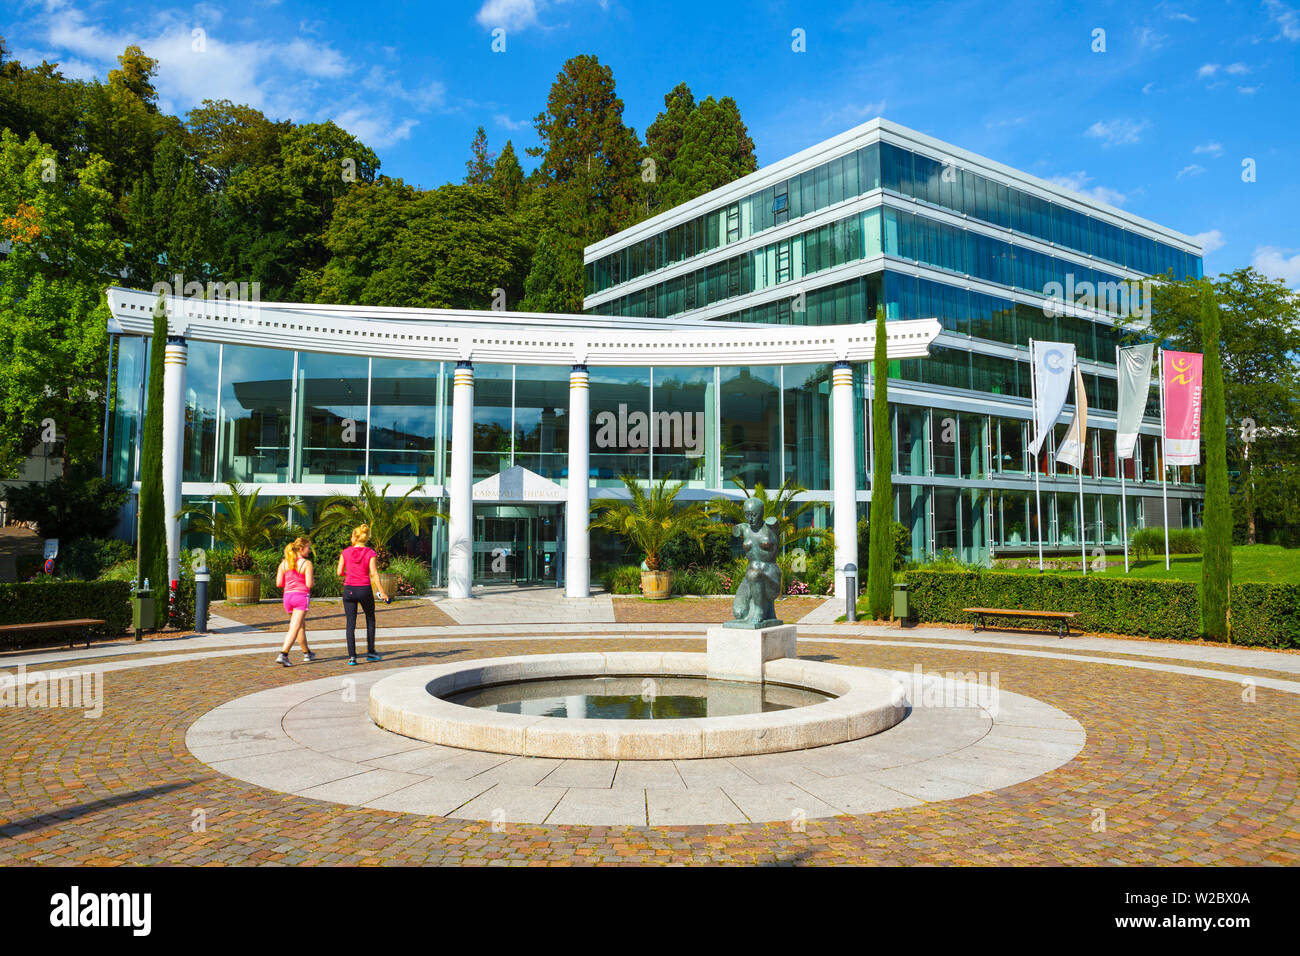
[303,652,316,663]
[276,653,292,667]
[348,657,358,666]
[366,653,382,662]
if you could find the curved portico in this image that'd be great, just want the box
[106,287,940,599]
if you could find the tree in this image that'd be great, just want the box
[867,304,894,618]
[1200,290,1231,641]
[107,44,159,110]
[177,482,304,571]
[0,130,123,478]
[493,140,525,213]
[136,296,168,595]
[465,125,493,184]
[185,99,291,191]
[4,463,128,541]
[124,134,214,288]
[313,480,443,570]
[645,84,757,214]
[528,54,643,244]
[590,475,720,571]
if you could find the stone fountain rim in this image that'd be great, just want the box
[368,651,908,760]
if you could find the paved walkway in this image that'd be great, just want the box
[431,584,616,625]
[1,618,1296,865]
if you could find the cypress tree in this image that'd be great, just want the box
[867,304,894,618]
[136,294,168,614]
[1200,287,1231,640]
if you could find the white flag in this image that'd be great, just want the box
[1115,343,1154,459]
[1056,366,1089,470]
[1029,341,1076,457]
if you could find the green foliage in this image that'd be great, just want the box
[137,297,168,591]
[313,480,444,570]
[465,125,493,184]
[901,569,1298,648]
[4,466,128,541]
[1132,527,1204,559]
[708,476,830,557]
[857,517,910,572]
[0,581,132,645]
[867,304,894,618]
[177,482,304,570]
[671,567,729,596]
[387,555,431,595]
[590,474,722,571]
[604,564,644,594]
[644,83,758,214]
[1200,289,1232,640]
[58,537,132,580]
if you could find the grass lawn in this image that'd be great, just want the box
[996,544,1300,584]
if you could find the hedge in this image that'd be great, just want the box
[901,570,1298,647]
[0,581,132,646]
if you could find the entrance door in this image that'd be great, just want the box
[473,507,559,584]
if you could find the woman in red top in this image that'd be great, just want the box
[337,524,390,665]
[275,537,315,667]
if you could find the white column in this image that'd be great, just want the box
[565,365,591,598]
[448,361,474,599]
[831,361,859,598]
[162,337,188,588]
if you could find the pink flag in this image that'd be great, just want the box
[1163,350,1203,465]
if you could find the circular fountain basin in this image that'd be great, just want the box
[369,652,908,760]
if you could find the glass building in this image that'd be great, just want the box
[104,118,1204,585]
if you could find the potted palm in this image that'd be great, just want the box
[177,483,304,604]
[590,475,720,600]
[313,481,445,599]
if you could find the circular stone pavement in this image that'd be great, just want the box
[188,664,1084,825]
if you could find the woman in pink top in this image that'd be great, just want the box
[275,537,315,666]
[336,524,390,665]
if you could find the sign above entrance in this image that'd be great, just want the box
[473,466,567,502]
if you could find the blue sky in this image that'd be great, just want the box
[4,0,1298,284]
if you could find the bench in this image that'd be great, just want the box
[963,607,1078,639]
[0,619,108,650]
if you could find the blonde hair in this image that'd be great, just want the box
[350,524,370,546]
[283,537,311,572]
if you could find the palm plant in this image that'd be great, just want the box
[312,480,446,569]
[708,476,832,555]
[176,482,304,571]
[590,475,721,571]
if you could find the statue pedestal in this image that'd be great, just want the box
[706,624,797,683]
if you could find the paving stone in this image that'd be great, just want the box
[295,769,427,805]
[544,788,648,826]
[448,784,565,824]
[536,760,617,789]
[612,761,686,790]
[646,788,749,825]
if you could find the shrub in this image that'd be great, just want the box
[0,581,132,646]
[4,466,129,542]
[388,555,431,595]
[1132,526,1202,559]
[1231,583,1300,648]
[671,567,727,595]
[15,555,43,581]
[604,565,643,594]
[60,538,133,581]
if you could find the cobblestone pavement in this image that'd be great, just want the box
[612,596,825,623]
[215,599,458,632]
[1,631,1297,865]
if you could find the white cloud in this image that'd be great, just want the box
[1196,63,1218,78]
[494,113,531,131]
[1177,164,1205,179]
[823,100,887,125]
[1226,62,1251,74]
[331,107,418,148]
[1194,230,1225,254]
[1141,81,1156,94]
[1136,27,1166,50]
[1193,141,1224,156]
[1047,170,1127,207]
[1264,0,1300,40]
[1199,62,1252,80]
[1238,85,1259,94]
[1252,246,1300,286]
[1085,118,1149,147]
[476,0,540,31]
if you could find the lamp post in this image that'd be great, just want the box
[843,562,858,622]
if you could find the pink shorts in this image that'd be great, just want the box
[283,591,310,613]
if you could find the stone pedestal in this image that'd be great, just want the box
[706,624,797,683]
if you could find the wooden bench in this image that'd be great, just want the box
[963,607,1079,639]
[0,619,108,650]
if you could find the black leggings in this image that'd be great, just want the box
[342,585,376,657]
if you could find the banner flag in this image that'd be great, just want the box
[1056,366,1089,469]
[1164,350,1204,465]
[1115,343,1154,459]
[1029,341,1076,457]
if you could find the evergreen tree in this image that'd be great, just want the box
[867,304,894,618]
[137,296,169,607]
[493,140,525,213]
[645,84,757,214]
[124,134,213,288]
[1200,288,1231,640]
[465,125,493,184]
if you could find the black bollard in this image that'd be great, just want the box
[844,562,857,622]
[195,570,210,634]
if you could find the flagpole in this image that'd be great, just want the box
[1158,347,1171,571]
[1030,338,1044,572]
[1076,360,1087,576]
[1117,345,1130,574]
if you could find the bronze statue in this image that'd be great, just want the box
[726,497,782,629]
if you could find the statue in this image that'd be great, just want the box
[726,497,782,629]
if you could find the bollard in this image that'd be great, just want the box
[844,562,857,622]
[195,570,210,634]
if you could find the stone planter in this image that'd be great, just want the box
[225,573,261,605]
[377,571,399,600]
[640,569,671,600]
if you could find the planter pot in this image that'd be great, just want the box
[640,570,671,600]
[225,573,261,605]
[377,572,399,600]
